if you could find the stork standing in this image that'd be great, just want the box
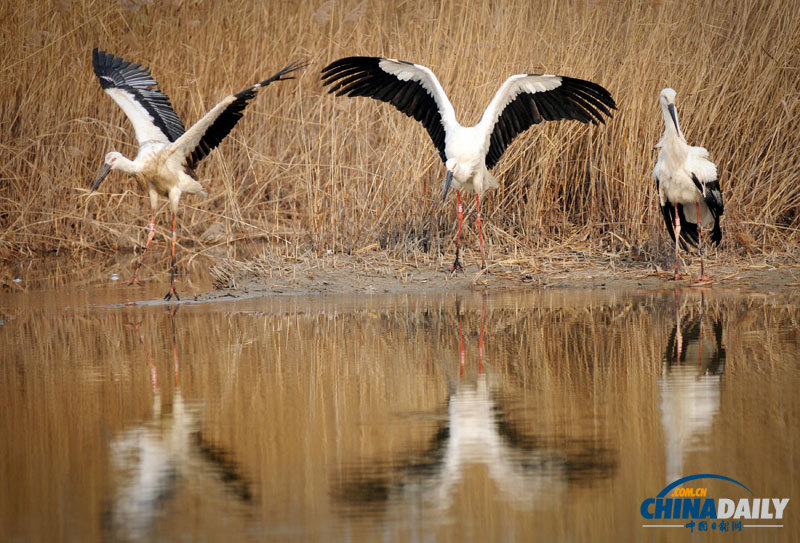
[90,48,304,300]
[653,88,724,282]
[321,56,616,271]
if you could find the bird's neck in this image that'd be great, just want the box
[662,107,686,142]
[660,129,689,164]
[115,154,141,175]
[658,105,688,162]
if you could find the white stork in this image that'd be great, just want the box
[653,88,724,282]
[321,56,616,271]
[90,48,304,300]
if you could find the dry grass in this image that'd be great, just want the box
[1,0,798,271]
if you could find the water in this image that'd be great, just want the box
[1,286,798,541]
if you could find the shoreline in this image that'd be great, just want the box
[199,254,800,302]
[2,251,798,306]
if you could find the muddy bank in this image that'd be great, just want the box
[3,251,797,307]
[198,253,800,302]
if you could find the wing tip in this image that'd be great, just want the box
[255,59,309,89]
[321,56,384,79]
[91,48,154,91]
[92,47,108,75]
[235,60,308,99]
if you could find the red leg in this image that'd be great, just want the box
[129,210,156,285]
[129,322,158,391]
[458,318,465,377]
[476,193,486,270]
[450,190,464,272]
[169,306,179,385]
[673,203,681,280]
[697,312,704,368]
[478,295,485,374]
[695,203,710,281]
[164,212,180,301]
[674,289,683,361]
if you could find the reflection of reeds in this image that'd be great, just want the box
[1,0,799,266]
[2,290,799,539]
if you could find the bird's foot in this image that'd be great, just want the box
[669,272,681,281]
[127,274,142,286]
[163,287,180,302]
[449,259,464,274]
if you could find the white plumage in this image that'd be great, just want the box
[322,56,616,271]
[90,48,304,300]
[653,88,724,281]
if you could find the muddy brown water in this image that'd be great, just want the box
[1,284,798,541]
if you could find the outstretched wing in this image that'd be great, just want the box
[321,56,457,163]
[168,61,305,172]
[92,48,186,144]
[479,74,616,169]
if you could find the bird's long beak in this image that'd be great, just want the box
[667,103,681,136]
[442,170,454,202]
[91,163,112,192]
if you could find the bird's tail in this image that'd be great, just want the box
[179,176,206,197]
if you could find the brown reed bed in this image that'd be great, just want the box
[1,0,798,277]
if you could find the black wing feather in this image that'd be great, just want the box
[656,174,699,248]
[658,174,724,248]
[186,61,304,169]
[659,201,700,249]
[322,56,447,163]
[485,75,616,169]
[92,48,186,142]
[656,189,699,249]
[693,174,724,245]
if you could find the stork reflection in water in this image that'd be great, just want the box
[659,290,726,484]
[333,296,616,516]
[106,308,253,540]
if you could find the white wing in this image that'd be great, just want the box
[688,146,717,183]
[92,48,186,145]
[478,74,616,169]
[166,61,305,172]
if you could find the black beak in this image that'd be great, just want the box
[91,163,112,192]
[667,103,680,135]
[442,170,453,202]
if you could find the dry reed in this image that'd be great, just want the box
[1,0,798,271]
